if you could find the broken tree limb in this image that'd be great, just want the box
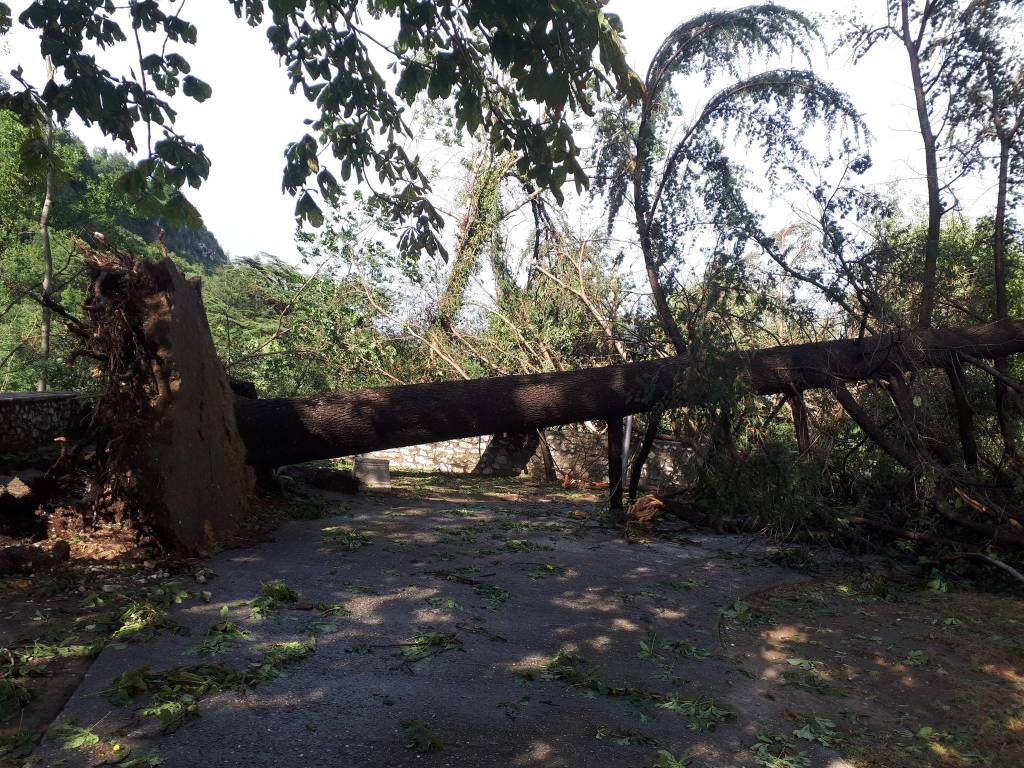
[833,383,919,471]
[945,552,1024,586]
[236,321,1024,467]
[788,391,811,454]
[945,358,979,466]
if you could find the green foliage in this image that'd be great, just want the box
[657,695,735,732]
[317,602,353,617]
[502,538,552,553]
[542,650,586,683]
[0,731,39,761]
[527,564,562,580]
[594,5,862,272]
[722,600,773,627]
[401,632,463,663]
[321,526,373,551]
[0,111,225,389]
[112,600,185,643]
[256,639,316,671]
[780,658,842,696]
[202,247,396,397]
[0,678,31,723]
[792,716,837,747]
[639,630,710,679]
[53,723,100,750]
[114,749,165,767]
[109,638,316,732]
[6,0,640,260]
[650,751,690,768]
[190,622,250,657]
[750,731,810,768]
[594,725,656,746]
[473,583,510,609]
[540,649,733,732]
[15,638,103,661]
[248,580,301,620]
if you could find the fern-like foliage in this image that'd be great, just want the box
[590,3,866,350]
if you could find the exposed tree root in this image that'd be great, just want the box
[63,237,253,554]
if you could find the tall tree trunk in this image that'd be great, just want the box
[36,103,54,392]
[633,109,688,356]
[236,321,1024,468]
[433,150,514,334]
[901,0,942,330]
[993,138,1017,457]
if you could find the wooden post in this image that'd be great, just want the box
[607,415,625,520]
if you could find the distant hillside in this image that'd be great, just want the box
[123,216,227,266]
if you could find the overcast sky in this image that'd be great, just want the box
[2,1,997,264]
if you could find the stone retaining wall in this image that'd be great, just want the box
[362,428,689,490]
[0,392,88,455]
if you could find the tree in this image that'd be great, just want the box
[0,114,228,390]
[950,0,1024,455]
[592,4,862,355]
[849,0,985,329]
[2,0,641,260]
[36,58,53,391]
[8,3,1024,557]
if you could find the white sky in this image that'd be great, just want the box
[1,1,998,264]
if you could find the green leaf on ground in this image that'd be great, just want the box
[322,526,373,551]
[249,580,300,619]
[401,719,443,753]
[54,723,101,750]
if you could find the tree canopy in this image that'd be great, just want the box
[1,0,642,259]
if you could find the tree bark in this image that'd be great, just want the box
[36,102,54,392]
[833,383,917,471]
[236,321,1024,468]
[627,411,661,501]
[901,0,942,329]
[789,392,810,454]
[992,138,1017,457]
[607,417,625,519]
[945,358,978,466]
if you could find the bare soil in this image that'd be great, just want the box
[724,576,1024,767]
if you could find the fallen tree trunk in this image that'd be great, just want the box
[237,321,1024,467]
[68,247,1024,553]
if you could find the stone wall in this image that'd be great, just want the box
[362,428,689,490]
[361,436,491,475]
[0,392,88,455]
